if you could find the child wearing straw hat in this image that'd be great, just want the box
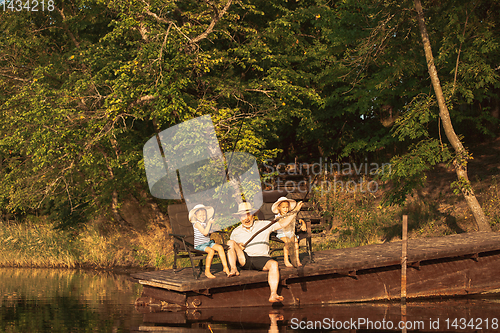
[272,197,306,267]
[189,204,231,278]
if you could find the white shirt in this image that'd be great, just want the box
[230,220,281,257]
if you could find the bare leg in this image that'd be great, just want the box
[294,237,302,267]
[204,247,216,279]
[226,240,242,276]
[268,311,284,333]
[282,238,293,267]
[212,244,230,276]
[263,259,283,303]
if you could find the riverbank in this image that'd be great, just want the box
[2,138,499,270]
[1,180,498,271]
[0,217,173,271]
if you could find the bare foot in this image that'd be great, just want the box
[284,261,293,268]
[269,293,284,303]
[295,256,302,267]
[228,269,240,277]
[205,271,216,279]
[223,268,231,277]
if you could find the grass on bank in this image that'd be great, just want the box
[1,176,499,270]
[0,217,174,270]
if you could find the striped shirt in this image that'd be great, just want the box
[192,220,210,247]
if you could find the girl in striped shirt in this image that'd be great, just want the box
[190,204,231,278]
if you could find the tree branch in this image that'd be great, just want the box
[128,95,158,109]
[189,0,233,46]
[141,4,192,43]
[57,8,80,49]
[0,73,30,82]
[452,7,473,96]
[141,0,232,49]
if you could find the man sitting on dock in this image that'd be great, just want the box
[227,201,303,303]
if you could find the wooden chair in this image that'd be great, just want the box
[168,203,228,279]
[256,190,314,263]
[168,203,205,279]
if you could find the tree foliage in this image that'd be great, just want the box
[1,0,499,225]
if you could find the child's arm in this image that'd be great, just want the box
[193,219,213,236]
[275,201,304,230]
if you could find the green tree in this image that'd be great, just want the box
[0,0,280,226]
[413,0,491,231]
[328,0,499,231]
[1,0,498,234]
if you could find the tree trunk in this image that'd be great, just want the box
[98,145,129,228]
[413,0,491,232]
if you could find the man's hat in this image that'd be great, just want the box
[233,202,258,216]
[271,197,297,214]
[188,204,214,222]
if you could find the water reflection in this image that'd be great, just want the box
[1,268,500,332]
[135,297,500,332]
[0,268,143,333]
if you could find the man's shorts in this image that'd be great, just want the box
[240,251,272,271]
[194,239,216,252]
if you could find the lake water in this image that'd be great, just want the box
[0,268,144,333]
[1,268,499,332]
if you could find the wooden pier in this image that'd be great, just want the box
[132,232,500,309]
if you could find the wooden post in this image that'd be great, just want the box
[401,215,408,303]
[401,215,408,333]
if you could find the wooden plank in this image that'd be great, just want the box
[286,192,312,200]
[141,285,187,306]
[131,327,208,333]
[296,211,321,219]
[138,280,185,291]
[135,268,273,293]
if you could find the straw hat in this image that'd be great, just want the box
[233,202,258,216]
[271,197,297,214]
[188,204,214,222]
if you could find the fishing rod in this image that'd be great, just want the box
[208,116,246,228]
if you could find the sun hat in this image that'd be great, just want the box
[188,204,214,222]
[232,202,258,216]
[271,197,297,214]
